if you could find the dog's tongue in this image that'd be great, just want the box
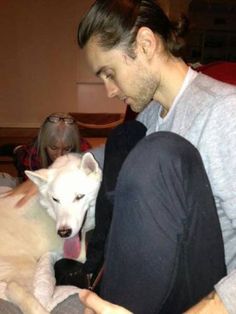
[63,236,81,259]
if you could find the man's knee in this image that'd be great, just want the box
[106,120,147,153]
[123,131,200,171]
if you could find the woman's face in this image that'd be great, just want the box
[46,140,73,162]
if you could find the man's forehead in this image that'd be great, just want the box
[84,37,104,72]
[84,38,121,74]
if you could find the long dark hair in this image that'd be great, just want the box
[78,0,188,55]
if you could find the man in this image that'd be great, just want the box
[77,0,236,313]
[7,0,235,313]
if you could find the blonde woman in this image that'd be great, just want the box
[14,112,91,180]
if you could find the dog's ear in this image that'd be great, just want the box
[25,169,50,187]
[80,152,100,175]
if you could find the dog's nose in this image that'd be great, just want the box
[58,228,72,238]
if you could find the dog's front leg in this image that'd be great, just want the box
[78,229,87,263]
[6,281,49,314]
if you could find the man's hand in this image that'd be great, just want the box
[79,289,133,314]
[79,289,228,314]
[6,179,38,207]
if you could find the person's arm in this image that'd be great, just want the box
[6,179,38,207]
[79,289,228,314]
[13,144,30,180]
[184,291,228,314]
[185,270,236,313]
[215,269,236,314]
[79,269,236,314]
[89,145,105,170]
[79,289,133,314]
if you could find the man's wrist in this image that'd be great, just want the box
[184,290,228,314]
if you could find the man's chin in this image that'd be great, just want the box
[129,102,150,113]
[129,105,140,113]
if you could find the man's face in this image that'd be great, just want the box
[84,37,158,113]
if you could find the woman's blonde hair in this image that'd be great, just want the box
[36,112,81,168]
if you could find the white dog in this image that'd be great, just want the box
[0,152,102,314]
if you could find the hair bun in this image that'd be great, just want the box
[168,14,189,53]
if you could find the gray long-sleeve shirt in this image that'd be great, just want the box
[137,68,236,273]
[215,269,236,314]
[137,68,236,312]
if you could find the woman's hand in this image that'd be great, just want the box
[79,289,133,314]
[6,179,38,207]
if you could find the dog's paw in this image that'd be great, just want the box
[6,281,49,314]
[6,281,29,305]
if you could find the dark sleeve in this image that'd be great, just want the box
[80,137,92,152]
[13,144,40,180]
[84,121,147,276]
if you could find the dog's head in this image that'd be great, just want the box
[25,152,102,258]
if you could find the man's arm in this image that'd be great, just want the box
[215,269,236,314]
[79,289,228,314]
[185,270,236,313]
[184,291,228,314]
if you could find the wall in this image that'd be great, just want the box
[186,0,236,63]
[0,0,192,128]
[0,0,125,128]
[1,1,77,126]
[158,0,191,19]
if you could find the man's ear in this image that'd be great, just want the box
[136,27,160,60]
[25,169,49,188]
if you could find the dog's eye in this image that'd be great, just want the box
[74,194,85,202]
[52,196,60,203]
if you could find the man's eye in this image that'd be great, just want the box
[105,73,114,80]
[107,75,114,80]
[74,194,85,202]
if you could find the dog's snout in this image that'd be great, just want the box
[58,228,72,238]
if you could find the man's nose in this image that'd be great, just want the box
[105,81,119,98]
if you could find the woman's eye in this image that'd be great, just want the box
[64,147,72,152]
[50,146,58,151]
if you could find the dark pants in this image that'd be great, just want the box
[84,121,147,276]
[94,122,225,314]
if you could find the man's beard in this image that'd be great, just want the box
[130,73,157,113]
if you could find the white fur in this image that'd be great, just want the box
[0,152,102,314]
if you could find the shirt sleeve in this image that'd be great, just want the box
[89,145,105,170]
[215,269,236,314]
[13,143,41,180]
[80,137,92,152]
